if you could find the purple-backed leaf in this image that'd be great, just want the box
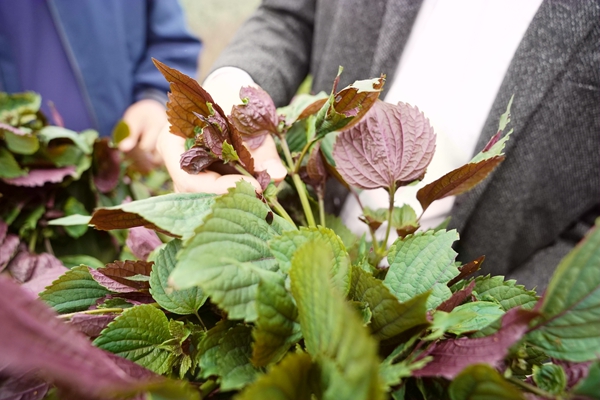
[417,156,505,213]
[1,234,20,272]
[21,253,68,295]
[447,256,485,288]
[306,144,327,195]
[0,370,49,400]
[413,307,539,379]
[180,146,216,174]
[552,360,592,388]
[93,138,120,193]
[230,86,278,149]
[254,170,271,191]
[69,314,117,338]
[0,277,162,397]
[100,260,152,290]
[193,109,229,157]
[332,100,436,190]
[437,280,476,313]
[2,166,76,187]
[153,58,219,139]
[229,127,255,174]
[7,248,38,283]
[126,227,162,261]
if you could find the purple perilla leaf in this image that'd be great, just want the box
[0,219,20,272]
[0,369,49,400]
[7,247,38,283]
[437,280,476,313]
[2,167,76,187]
[21,253,68,296]
[230,86,279,149]
[180,146,217,174]
[126,227,162,261]
[88,260,152,293]
[332,100,436,190]
[69,314,116,338]
[92,138,120,193]
[0,277,162,398]
[413,307,539,379]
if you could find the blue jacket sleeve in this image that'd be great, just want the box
[133,0,202,105]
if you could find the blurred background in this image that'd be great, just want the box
[179,0,260,81]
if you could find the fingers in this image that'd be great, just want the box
[118,100,167,159]
[251,135,287,182]
[156,125,262,194]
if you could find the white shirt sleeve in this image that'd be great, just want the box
[202,67,258,115]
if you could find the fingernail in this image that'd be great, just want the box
[260,159,287,180]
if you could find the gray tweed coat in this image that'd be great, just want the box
[212,0,600,289]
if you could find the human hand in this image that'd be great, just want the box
[156,125,287,194]
[118,99,168,174]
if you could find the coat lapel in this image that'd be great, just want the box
[369,0,423,98]
[450,0,599,232]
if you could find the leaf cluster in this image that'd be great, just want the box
[1,68,599,400]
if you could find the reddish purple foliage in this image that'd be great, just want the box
[0,229,20,272]
[413,307,539,379]
[0,370,49,400]
[2,167,76,187]
[69,314,116,338]
[180,146,216,174]
[126,227,162,261]
[93,138,121,193]
[21,253,68,296]
[553,359,593,388]
[7,248,38,283]
[0,277,161,398]
[88,267,140,293]
[332,100,436,190]
[255,170,271,191]
[230,86,278,149]
[437,281,476,313]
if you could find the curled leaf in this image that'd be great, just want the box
[332,100,436,190]
[230,86,279,149]
[179,146,216,174]
[2,166,76,187]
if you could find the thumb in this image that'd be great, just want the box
[251,135,287,182]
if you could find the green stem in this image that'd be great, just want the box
[292,174,316,227]
[318,192,326,227]
[508,377,560,399]
[200,379,219,398]
[350,186,380,254]
[279,134,316,227]
[28,230,38,253]
[58,308,125,320]
[233,163,255,178]
[194,311,207,330]
[382,183,397,251]
[269,197,297,228]
[294,140,313,174]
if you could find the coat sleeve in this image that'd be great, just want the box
[209,0,316,107]
[133,0,202,105]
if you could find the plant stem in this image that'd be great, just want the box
[57,308,124,320]
[508,377,559,399]
[350,186,380,255]
[318,192,326,227]
[233,163,255,178]
[382,183,397,252]
[269,197,297,228]
[294,140,313,174]
[194,311,207,330]
[200,379,219,398]
[28,230,38,253]
[279,134,316,227]
[292,174,316,227]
